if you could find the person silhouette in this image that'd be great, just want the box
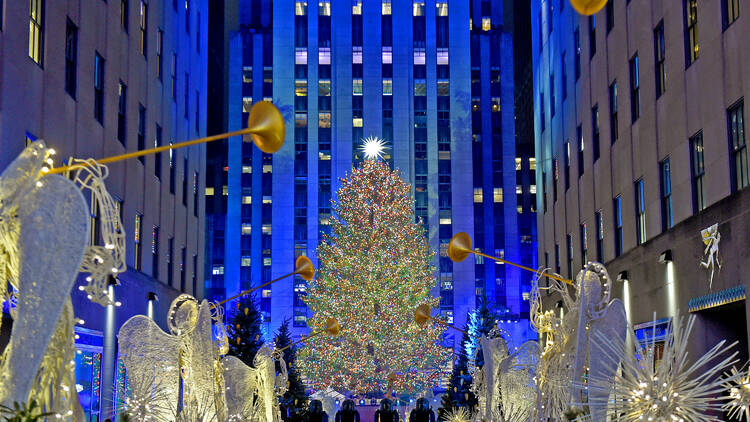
[335,399,360,422]
[374,398,399,422]
[308,399,329,422]
[408,398,435,422]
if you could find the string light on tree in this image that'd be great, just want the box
[298,159,451,395]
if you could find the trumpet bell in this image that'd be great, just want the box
[294,255,315,281]
[414,304,431,328]
[243,101,285,154]
[325,317,340,336]
[448,232,472,263]
[569,0,608,15]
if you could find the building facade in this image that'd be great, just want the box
[206,0,537,347]
[0,0,208,418]
[533,0,750,359]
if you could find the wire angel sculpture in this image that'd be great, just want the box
[529,263,627,421]
[470,328,538,422]
[118,294,228,422]
[222,346,288,422]
[588,313,741,421]
[700,223,722,290]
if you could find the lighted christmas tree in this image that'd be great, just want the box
[298,157,451,396]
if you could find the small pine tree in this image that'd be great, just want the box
[226,295,265,367]
[468,298,496,369]
[274,319,308,421]
[446,322,477,411]
[436,392,457,421]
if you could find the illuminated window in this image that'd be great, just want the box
[262,196,272,204]
[352,46,362,64]
[319,151,331,160]
[382,79,393,95]
[241,257,251,267]
[139,0,148,56]
[318,112,332,128]
[263,164,273,173]
[319,0,331,15]
[242,224,251,235]
[482,17,491,31]
[212,266,224,275]
[473,188,483,203]
[353,118,363,128]
[515,157,522,170]
[263,257,272,266]
[413,1,425,16]
[296,48,308,65]
[529,157,537,170]
[29,0,44,65]
[437,48,449,65]
[436,2,448,16]
[530,185,537,194]
[318,80,331,96]
[242,166,252,174]
[493,188,503,203]
[243,97,253,113]
[440,217,452,225]
[222,185,228,195]
[516,185,523,194]
[382,0,391,15]
[296,112,307,128]
[352,79,363,95]
[318,47,331,64]
[205,187,214,196]
[262,224,272,235]
[242,196,252,204]
[134,213,143,271]
[382,46,392,64]
[262,289,272,298]
[352,0,362,14]
[295,1,307,15]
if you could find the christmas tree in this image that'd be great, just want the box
[226,295,265,367]
[443,321,476,416]
[274,319,308,420]
[298,158,451,396]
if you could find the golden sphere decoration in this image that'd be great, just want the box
[448,232,472,263]
[244,307,249,315]
[414,304,431,328]
[244,101,286,153]
[569,0,608,16]
[325,317,341,336]
[294,255,316,281]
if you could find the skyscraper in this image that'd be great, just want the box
[0,0,208,418]
[207,0,537,347]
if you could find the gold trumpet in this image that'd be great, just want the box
[46,101,285,175]
[277,317,340,352]
[448,232,574,285]
[214,255,314,307]
[414,304,469,335]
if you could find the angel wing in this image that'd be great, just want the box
[118,315,182,420]
[222,355,258,419]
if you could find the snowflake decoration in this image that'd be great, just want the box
[722,366,750,420]
[360,136,389,160]
[440,407,471,422]
[588,313,741,422]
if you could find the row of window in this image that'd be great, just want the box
[546,100,746,265]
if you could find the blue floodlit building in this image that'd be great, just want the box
[206,0,537,348]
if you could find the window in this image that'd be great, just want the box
[540,92,545,132]
[65,19,78,98]
[121,0,128,32]
[580,223,588,265]
[614,196,623,257]
[567,234,574,279]
[180,247,186,291]
[592,105,600,162]
[609,81,618,143]
[193,171,199,216]
[573,28,581,81]
[577,125,584,177]
[561,51,567,100]
[171,53,177,100]
[29,0,44,65]
[606,0,614,33]
[685,0,699,65]
[635,179,646,244]
[195,90,200,132]
[185,0,190,33]
[134,213,143,270]
[589,15,596,58]
[564,141,570,190]
[183,158,188,206]
[169,143,175,194]
[550,74,555,117]
[724,0,739,28]
[118,82,127,144]
[139,0,147,56]
[137,104,146,163]
[595,210,604,262]
[729,100,748,191]
[94,53,105,124]
[152,226,159,280]
[660,158,673,231]
[167,237,174,286]
[690,131,705,213]
[555,243,561,275]
[155,124,162,179]
[156,30,163,80]
[184,72,189,118]
[629,53,640,122]
[654,21,666,98]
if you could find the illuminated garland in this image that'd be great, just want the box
[298,159,451,396]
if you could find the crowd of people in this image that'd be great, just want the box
[300,397,436,422]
